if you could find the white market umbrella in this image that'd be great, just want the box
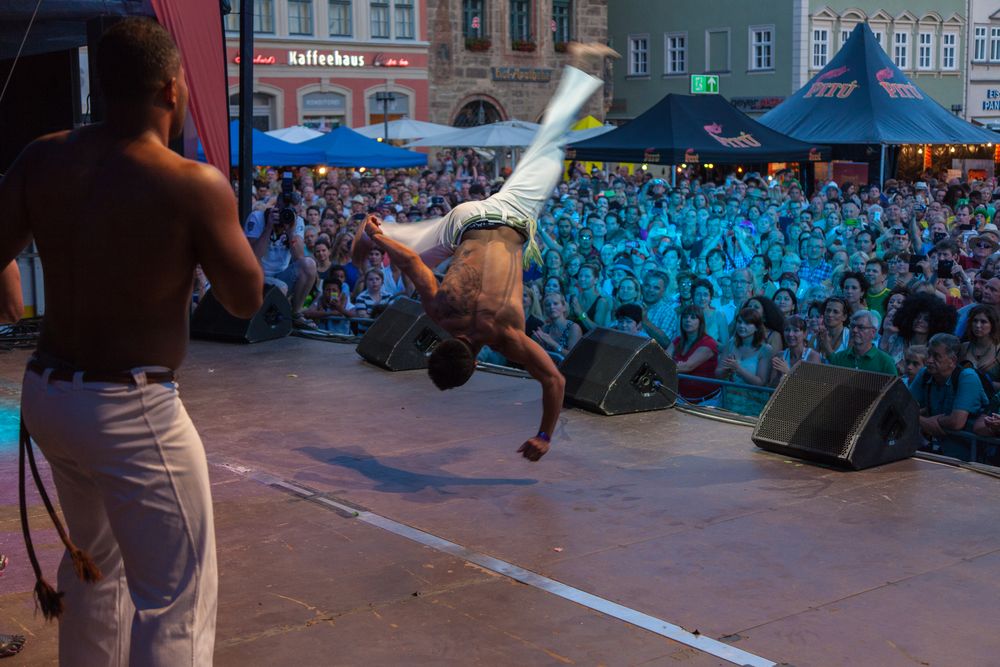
[405,122,537,148]
[493,118,541,131]
[353,118,457,141]
[264,125,324,143]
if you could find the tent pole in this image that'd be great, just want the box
[878,143,886,187]
[237,0,254,228]
[671,165,676,187]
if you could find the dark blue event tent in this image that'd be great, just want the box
[298,126,427,168]
[197,121,327,166]
[760,23,998,145]
[567,93,829,165]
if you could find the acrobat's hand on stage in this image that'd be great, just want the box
[517,435,550,462]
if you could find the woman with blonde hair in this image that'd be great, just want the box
[532,292,582,359]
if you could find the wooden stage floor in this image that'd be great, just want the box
[1,336,999,666]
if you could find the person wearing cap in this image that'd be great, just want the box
[960,224,1000,270]
[350,43,615,462]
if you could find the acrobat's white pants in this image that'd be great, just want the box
[380,66,603,268]
[21,366,217,667]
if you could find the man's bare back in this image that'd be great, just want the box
[428,227,526,345]
[0,124,262,371]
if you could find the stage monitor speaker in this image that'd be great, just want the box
[190,285,291,343]
[752,363,920,470]
[356,297,449,371]
[559,328,677,416]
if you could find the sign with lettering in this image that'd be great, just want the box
[491,67,553,83]
[690,74,719,94]
[983,88,1000,112]
[233,54,277,65]
[288,49,367,67]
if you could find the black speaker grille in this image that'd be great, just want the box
[757,364,895,458]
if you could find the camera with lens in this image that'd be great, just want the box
[278,171,297,226]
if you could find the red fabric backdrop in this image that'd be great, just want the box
[151,0,229,176]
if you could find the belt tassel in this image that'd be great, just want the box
[18,416,102,620]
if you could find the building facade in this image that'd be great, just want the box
[224,0,430,131]
[966,0,1000,129]
[608,1,968,122]
[425,0,608,127]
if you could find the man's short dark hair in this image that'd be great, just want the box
[615,303,643,324]
[97,18,180,103]
[427,339,476,390]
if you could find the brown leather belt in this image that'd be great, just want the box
[26,359,176,385]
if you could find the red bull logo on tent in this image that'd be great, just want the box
[876,67,923,99]
[703,123,761,148]
[803,66,859,99]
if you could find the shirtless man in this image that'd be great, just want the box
[354,44,615,461]
[0,19,262,665]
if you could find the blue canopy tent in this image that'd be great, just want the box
[197,121,326,166]
[298,127,427,168]
[760,23,998,182]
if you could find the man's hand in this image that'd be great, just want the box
[517,436,550,462]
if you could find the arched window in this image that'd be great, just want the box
[453,99,502,127]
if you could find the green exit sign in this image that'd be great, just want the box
[690,74,720,94]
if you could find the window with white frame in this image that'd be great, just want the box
[991,27,1000,61]
[941,32,957,70]
[628,34,649,76]
[371,0,390,37]
[395,0,414,38]
[917,31,933,70]
[665,32,686,74]
[975,26,987,61]
[328,0,352,36]
[840,28,851,49]
[893,30,909,68]
[812,28,829,68]
[750,25,773,70]
[288,0,313,35]
[871,29,885,50]
[226,0,275,33]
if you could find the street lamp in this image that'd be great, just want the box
[375,91,396,141]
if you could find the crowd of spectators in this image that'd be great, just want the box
[231,148,1000,464]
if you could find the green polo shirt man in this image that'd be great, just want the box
[828,309,898,375]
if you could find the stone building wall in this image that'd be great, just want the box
[426,0,609,126]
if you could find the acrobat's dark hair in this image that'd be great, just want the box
[891,292,958,342]
[427,339,476,390]
[97,18,180,103]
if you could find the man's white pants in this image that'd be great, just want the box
[380,66,603,268]
[21,367,217,667]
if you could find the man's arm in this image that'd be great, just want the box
[493,327,566,461]
[0,261,23,323]
[0,143,36,268]
[190,164,264,319]
[368,224,438,304]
